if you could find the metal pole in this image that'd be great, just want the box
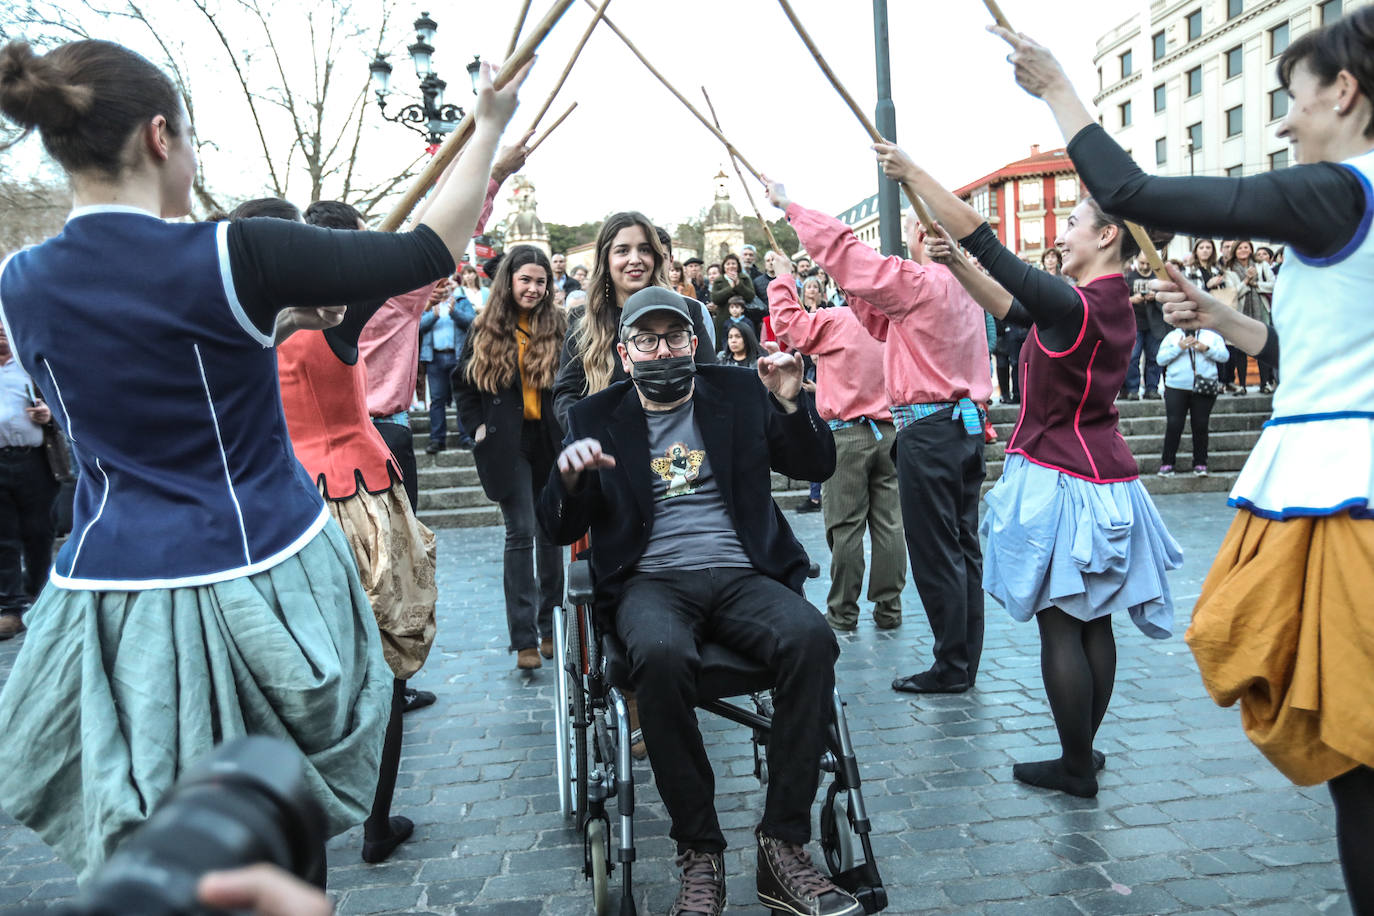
[873,0,902,256]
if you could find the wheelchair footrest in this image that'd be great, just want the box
[832,862,887,914]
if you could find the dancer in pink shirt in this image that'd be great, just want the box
[767,180,990,693]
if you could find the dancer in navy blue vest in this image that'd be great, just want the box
[0,38,531,882]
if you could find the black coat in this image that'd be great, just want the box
[536,366,836,613]
[453,340,563,503]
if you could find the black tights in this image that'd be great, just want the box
[1330,765,1374,914]
[1013,608,1116,797]
[364,678,406,842]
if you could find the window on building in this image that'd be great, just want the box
[1120,49,1133,78]
[1155,137,1168,165]
[1056,178,1078,205]
[1319,0,1342,25]
[1270,21,1289,55]
[1226,165,1244,177]
[1021,218,1044,248]
[1270,149,1289,170]
[1152,30,1167,60]
[1154,83,1167,112]
[1186,66,1203,97]
[1226,105,1243,137]
[1020,180,1042,209]
[1225,45,1243,79]
[1270,88,1289,120]
[1188,121,1204,151]
[1187,9,1203,41]
[1120,100,1133,127]
[1227,0,1243,19]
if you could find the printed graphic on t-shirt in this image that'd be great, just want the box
[650,441,705,500]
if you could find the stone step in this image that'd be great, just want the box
[416,505,503,529]
[415,464,482,489]
[986,448,1253,480]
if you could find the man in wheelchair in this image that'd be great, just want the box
[538,287,859,916]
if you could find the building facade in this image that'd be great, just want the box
[954,146,1082,261]
[701,170,746,262]
[1093,0,1368,252]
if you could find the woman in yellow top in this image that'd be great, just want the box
[455,245,567,669]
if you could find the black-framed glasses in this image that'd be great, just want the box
[628,329,692,353]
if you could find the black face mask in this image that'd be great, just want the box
[630,354,696,404]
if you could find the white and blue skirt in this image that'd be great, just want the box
[982,454,1183,638]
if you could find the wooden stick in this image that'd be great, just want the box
[1126,222,1168,275]
[525,0,611,135]
[379,0,576,232]
[505,0,534,59]
[527,101,576,154]
[701,87,786,258]
[773,0,936,230]
[582,0,766,184]
[983,0,1013,31]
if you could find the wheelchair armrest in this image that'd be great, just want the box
[567,558,594,605]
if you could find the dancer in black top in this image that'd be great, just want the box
[988,9,1374,908]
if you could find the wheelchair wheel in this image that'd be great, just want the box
[568,606,589,823]
[819,781,856,876]
[587,818,610,916]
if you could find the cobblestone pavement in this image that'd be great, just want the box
[0,493,1353,915]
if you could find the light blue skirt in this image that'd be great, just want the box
[982,454,1183,638]
[0,521,391,882]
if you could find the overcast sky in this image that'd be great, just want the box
[8,0,1133,230]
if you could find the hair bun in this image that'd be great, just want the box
[0,41,94,134]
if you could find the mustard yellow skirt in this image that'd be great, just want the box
[1187,510,1374,785]
[326,481,438,679]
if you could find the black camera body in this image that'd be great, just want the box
[48,736,326,916]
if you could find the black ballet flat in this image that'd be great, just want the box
[361,815,414,864]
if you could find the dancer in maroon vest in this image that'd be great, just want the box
[874,143,1182,798]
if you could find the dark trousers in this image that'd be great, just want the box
[994,354,1019,402]
[1225,349,1274,389]
[1123,330,1162,396]
[1161,387,1217,468]
[372,419,418,512]
[426,350,466,447]
[0,448,58,613]
[498,421,563,651]
[894,411,986,685]
[615,567,838,853]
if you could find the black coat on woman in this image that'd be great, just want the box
[454,337,563,503]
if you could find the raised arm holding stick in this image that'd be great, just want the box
[380,0,576,232]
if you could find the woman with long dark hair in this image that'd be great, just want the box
[873,144,1182,801]
[990,9,1374,906]
[552,211,714,429]
[1222,239,1276,393]
[455,246,567,669]
[718,322,762,368]
[0,37,529,880]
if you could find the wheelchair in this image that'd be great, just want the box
[550,542,888,915]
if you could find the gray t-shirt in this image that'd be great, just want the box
[636,399,752,573]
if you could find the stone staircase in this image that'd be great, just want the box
[411,394,1273,529]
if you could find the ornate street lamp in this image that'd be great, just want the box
[367,12,482,147]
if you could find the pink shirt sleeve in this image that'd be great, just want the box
[786,202,936,322]
[473,178,499,236]
[767,275,839,355]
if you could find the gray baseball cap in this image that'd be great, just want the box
[619,287,693,337]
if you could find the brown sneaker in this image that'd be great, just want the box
[516,648,542,669]
[757,830,860,915]
[669,849,725,916]
[540,637,555,659]
[0,613,22,640]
